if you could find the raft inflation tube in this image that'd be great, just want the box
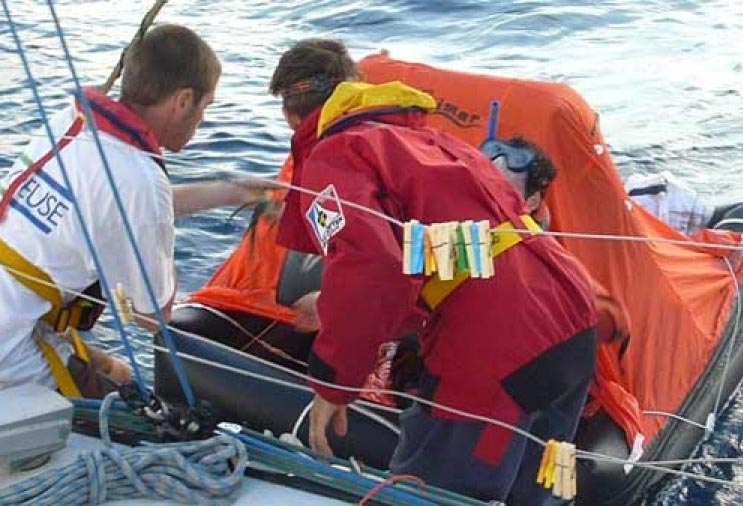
[577,297,743,505]
[155,261,743,504]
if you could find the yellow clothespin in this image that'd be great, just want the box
[477,220,494,278]
[538,439,558,488]
[114,282,133,325]
[536,439,553,485]
[564,442,577,500]
[402,221,413,275]
[431,224,455,281]
[424,225,436,276]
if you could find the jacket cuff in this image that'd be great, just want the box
[308,351,360,405]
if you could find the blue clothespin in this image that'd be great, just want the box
[471,221,482,276]
[411,222,425,274]
[403,221,413,275]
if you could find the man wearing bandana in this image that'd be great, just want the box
[270,38,598,505]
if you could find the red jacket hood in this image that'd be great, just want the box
[277,105,429,252]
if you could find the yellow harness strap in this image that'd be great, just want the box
[0,236,62,307]
[36,337,82,397]
[69,328,91,363]
[0,236,89,332]
[0,236,90,395]
[420,214,542,310]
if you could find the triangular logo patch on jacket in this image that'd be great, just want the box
[306,184,345,255]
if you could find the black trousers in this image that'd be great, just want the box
[390,328,597,505]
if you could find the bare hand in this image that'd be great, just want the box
[309,394,348,457]
[262,200,285,222]
[88,345,132,384]
[293,291,320,332]
[233,177,280,205]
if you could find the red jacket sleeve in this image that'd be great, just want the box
[300,137,422,405]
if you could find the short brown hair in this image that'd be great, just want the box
[508,137,557,199]
[121,24,221,107]
[269,38,360,119]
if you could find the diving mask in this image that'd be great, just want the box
[480,138,537,173]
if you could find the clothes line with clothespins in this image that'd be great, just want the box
[402,216,541,281]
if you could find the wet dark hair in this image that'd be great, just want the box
[507,137,556,199]
[121,24,221,107]
[269,38,361,119]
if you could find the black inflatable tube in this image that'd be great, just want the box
[155,290,743,505]
[154,305,399,470]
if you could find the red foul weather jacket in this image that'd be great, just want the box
[276,82,597,464]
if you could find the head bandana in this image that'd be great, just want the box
[281,75,339,99]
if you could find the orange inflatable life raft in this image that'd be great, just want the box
[158,53,743,506]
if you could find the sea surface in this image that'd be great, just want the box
[1,1,742,503]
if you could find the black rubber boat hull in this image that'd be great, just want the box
[155,249,743,504]
[153,306,399,470]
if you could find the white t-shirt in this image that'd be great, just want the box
[0,100,175,390]
[625,171,714,236]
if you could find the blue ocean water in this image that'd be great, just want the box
[1,1,742,503]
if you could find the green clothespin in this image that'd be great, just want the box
[455,223,469,273]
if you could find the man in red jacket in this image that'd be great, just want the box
[270,38,597,504]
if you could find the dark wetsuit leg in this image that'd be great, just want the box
[390,328,597,504]
[506,328,597,506]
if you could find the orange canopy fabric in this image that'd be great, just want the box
[357,53,740,442]
[190,53,740,445]
[188,160,297,325]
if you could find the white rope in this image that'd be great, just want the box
[641,410,708,431]
[6,124,743,489]
[291,400,314,440]
[576,449,741,487]
[0,261,739,448]
[8,262,743,490]
[4,122,743,253]
[143,339,544,445]
[144,339,743,492]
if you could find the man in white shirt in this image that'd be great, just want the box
[0,24,265,397]
[625,171,743,235]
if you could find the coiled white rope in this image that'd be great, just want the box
[0,392,248,506]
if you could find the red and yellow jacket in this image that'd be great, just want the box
[278,81,597,464]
